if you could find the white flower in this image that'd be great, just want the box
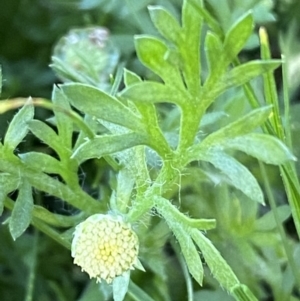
[71,214,139,283]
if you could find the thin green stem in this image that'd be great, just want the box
[259,28,285,140]
[171,238,193,301]
[279,164,300,239]
[257,28,300,240]
[281,55,293,150]
[25,230,38,301]
[31,217,71,250]
[110,61,125,96]
[0,98,95,140]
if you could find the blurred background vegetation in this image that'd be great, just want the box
[1,0,300,300]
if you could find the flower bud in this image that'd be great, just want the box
[71,214,139,283]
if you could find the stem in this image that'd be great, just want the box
[0,97,95,140]
[281,55,293,150]
[31,217,71,249]
[177,104,201,152]
[171,238,193,301]
[25,230,38,301]
[259,28,285,140]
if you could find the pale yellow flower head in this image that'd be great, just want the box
[71,214,139,283]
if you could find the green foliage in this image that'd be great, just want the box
[1,0,300,301]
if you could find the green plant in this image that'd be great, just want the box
[1,0,300,300]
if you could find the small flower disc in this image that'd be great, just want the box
[71,214,139,283]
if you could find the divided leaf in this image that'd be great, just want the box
[60,83,144,131]
[113,168,135,213]
[120,82,188,106]
[156,197,204,285]
[72,132,146,164]
[191,230,240,291]
[188,0,223,37]
[223,12,254,63]
[9,180,34,240]
[213,60,281,98]
[198,149,264,204]
[4,98,34,151]
[28,120,62,155]
[0,173,20,215]
[199,106,272,148]
[255,204,291,231]
[51,85,73,150]
[123,69,142,87]
[148,6,182,44]
[19,152,63,175]
[221,133,296,165]
[205,32,224,74]
[180,0,202,94]
[172,226,204,286]
[134,36,183,87]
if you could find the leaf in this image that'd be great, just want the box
[50,56,98,86]
[120,82,188,106]
[199,106,272,148]
[230,284,259,301]
[112,168,135,213]
[123,69,142,87]
[191,230,240,291]
[255,204,291,231]
[188,0,223,38]
[221,133,296,165]
[180,0,202,94]
[155,196,216,231]
[156,197,203,285]
[148,6,182,44]
[77,280,112,301]
[205,32,224,74]
[223,12,254,63]
[172,226,203,286]
[112,271,130,301]
[134,36,183,87]
[28,120,61,155]
[4,98,34,151]
[198,149,264,204]
[9,180,34,240]
[120,80,171,156]
[51,85,73,150]
[200,111,228,128]
[213,60,281,98]
[60,83,144,131]
[0,173,19,215]
[72,132,147,164]
[19,152,63,175]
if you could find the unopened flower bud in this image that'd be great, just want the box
[71,214,139,283]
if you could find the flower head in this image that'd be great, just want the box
[71,214,139,283]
